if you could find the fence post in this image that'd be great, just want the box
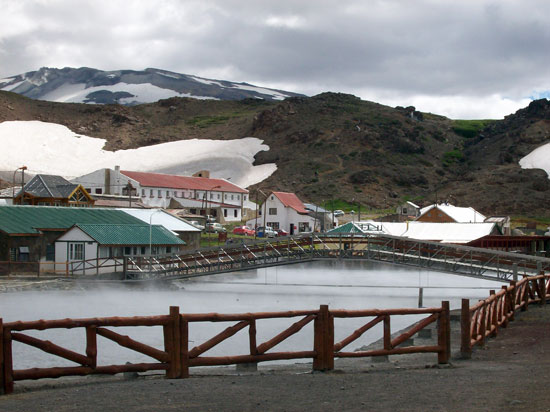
[180,316,189,378]
[460,299,471,359]
[313,305,334,371]
[2,326,13,394]
[479,303,487,348]
[489,290,497,338]
[166,306,181,379]
[509,280,516,321]
[539,277,546,306]
[501,286,509,328]
[438,301,450,364]
[86,326,97,369]
[0,319,4,395]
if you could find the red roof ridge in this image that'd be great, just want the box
[271,191,308,214]
[120,170,248,193]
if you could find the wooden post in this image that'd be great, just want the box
[489,290,497,338]
[0,319,4,395]
[313,305,334,371]
[539,277,546,306]
[501,286,509,328]
[460,299,471,359]
[509,281,516,321]
[438,301,450,364]
[383,314,391,351]
[86,326,97,369]
[166,306,181,378]
[479,304,487,347]
[2,327,13,394]
[180,317,189,378]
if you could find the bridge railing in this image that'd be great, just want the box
[460,273,550,358]
[0,302,450,394]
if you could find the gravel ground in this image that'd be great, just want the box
[1,301,550,411]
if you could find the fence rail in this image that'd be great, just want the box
[460,273,550,357]
[0,302,450,395]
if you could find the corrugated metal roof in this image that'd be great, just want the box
[272,192,308,214]
[118,208,200,232]
[121,170,248,193]
[418,204,486,223]
[0,206,143,234]
[328,222,365,233]
[73,224,185,245]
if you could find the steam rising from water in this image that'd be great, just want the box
[0,261,502,369]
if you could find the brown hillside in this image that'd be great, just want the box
[1,91,549,217]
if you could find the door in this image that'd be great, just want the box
[289,223,294,235]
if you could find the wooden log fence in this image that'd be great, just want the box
[0,302,450,395]
[461,272,550,358]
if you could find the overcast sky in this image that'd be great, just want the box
[1,0,549,119]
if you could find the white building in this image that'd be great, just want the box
[416,203,486,223]
[71,167,249,222]
[248,191,317,235]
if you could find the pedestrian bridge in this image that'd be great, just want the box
[121,233,550,282]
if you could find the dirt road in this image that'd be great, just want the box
[1,304,549,412]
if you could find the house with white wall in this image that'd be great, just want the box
[248,191,317,235]
[71,167,249,222]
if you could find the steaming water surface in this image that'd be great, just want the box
[1,261,504,369]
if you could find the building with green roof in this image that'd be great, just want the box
[55,223,186,275]
[0,206,145,274]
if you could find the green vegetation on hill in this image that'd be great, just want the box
[451,119,496,138]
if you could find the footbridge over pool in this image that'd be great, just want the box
[120,233,550,282]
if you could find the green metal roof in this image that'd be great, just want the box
[327,222,365,234]
[0,206,143,234]
[74,224,186,246]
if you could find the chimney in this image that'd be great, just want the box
[114,165,121,195]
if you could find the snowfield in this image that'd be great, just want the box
[39,82,218,104]
[519,142,550,178]
[0,121,276,188]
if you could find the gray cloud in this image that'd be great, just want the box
[1,0,549,118]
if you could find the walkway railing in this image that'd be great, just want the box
[121,234,550,282]
[0,302,450,395]
[460,273,550,358]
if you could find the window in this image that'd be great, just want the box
[124,247,132,256]
[244,195,247,201]
[95,188,102,194]
[224,209,228,217]
[158,190,162,197]
[225,194,228,200]
[150,189,154,197]
[190,208,197,214]
[269,208,277,215]
[141,246,146,255]
[45,244,55,261]
[298,222,310,232]
[267,222,280,230]
[166,191,171,198]
[210,193,214,199]
[234,209,238,218]
[166,246,172,254]
[69,243,84,260]
[217,194,220,200]
[237,195,240,200]
[231,194,234,200]
[142,189,145,197]
[402,208,407,214]
[99,247,110,258]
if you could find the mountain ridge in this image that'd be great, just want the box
[0,67,304,105]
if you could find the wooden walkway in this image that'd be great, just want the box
[116,234,550,282]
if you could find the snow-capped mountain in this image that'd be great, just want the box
[0,67,303,105]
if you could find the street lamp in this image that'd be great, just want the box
[149,209,163,258]
[13,166,27,204]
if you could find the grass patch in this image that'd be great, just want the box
[442,149,464,166]
[187,115,232,128]
[451,119,496,139]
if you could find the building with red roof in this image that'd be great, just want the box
[72,167,249,222]
[247,191,317,235]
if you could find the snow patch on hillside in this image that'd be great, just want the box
[38,82,218,104]
[520,143,550,178]
[0,121,276,188]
